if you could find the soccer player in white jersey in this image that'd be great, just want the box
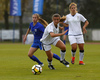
[60,2,89,65]
[40,14,69,69]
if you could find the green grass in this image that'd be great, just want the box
[0,43,100,80]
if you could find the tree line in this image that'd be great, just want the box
[0,0,100,41]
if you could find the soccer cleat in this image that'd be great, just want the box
[48,65,55,70]
[60,59,69,67]
[39,63,44,67]
[79,61,85,65]
[71,57,75,64]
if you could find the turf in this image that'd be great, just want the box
[0,43,100,80]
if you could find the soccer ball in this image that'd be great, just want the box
[32,65,42,75]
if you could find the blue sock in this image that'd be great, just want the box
[53,53,60,61]
[63,40,66,44]
[30,55,42,64]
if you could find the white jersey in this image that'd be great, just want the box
[64,13,87,36]
[40,22,60,45]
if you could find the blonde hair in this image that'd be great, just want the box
[32,13,48,27]
[60,15,66,22]
[69,2,78,13]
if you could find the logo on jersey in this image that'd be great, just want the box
[77,16,79,20]
[35,29,37,32]
[32,29,37,34]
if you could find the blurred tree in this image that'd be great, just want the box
[42,0,69,23]
[42,0,100,28]
[79,0,100,28]
[0,0,4,21]
[19,0,28,42]
[3,0,10,29]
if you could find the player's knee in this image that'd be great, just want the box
[80,50,84,53]
[61,46,66,50]
[72,46,77,50]
[28,53,33,57]
[61,50,66,52]
[72,49,76,53]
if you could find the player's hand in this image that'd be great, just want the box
[59,27,64,30]
[83,27,87,34]
[62,30,68,35]
[59,22,63,24]
[23,36,27,43]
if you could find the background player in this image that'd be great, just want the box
[61,2,89,65]
[62,26,69,44]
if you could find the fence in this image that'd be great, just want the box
[0,29,100,43]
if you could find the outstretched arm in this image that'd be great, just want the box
[50,30,68,37]
[59,22,69,27]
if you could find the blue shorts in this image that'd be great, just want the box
[31,39,42,50]
[64,27,69,35]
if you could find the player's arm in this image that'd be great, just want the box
[59,26,64,30]
[50,30,68,37]
[59,22,69,27]
[24,28,31,42]
[83,20,89,34]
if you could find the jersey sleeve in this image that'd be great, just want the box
[29,23,32,29]
[47,25,54,33]
[80,14,87,22]
[64,16,68,24]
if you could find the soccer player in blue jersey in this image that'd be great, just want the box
[63,26,69,44]
[24,13,60,67]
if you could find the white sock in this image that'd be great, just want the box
[79,52,84,61]
[71,50,76,57]
[47,59,52,65]
[60,50,66,61]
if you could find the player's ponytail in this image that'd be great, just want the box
[38,18,48,28]
[60,16,66,22]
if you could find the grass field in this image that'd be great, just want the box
[0,43,100,80]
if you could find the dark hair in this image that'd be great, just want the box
[52,13,61,20]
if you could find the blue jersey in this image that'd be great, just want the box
[29,22,44,40]
[29,22,45,50]
[64,27,69,35]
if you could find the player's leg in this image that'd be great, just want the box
[53,53,60,61]
[77,35,85,65]
[68,36,77,64]
[71,43,77,64]
[78,43,85,65]
[63,27,68,44]
[42,44,55,69]
[28,47,44,66]
[55,40,69,67]
[45,50,55,69]
[63,35,67,44]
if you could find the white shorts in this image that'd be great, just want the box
[42,38,60,51]
[68,35,85,45]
